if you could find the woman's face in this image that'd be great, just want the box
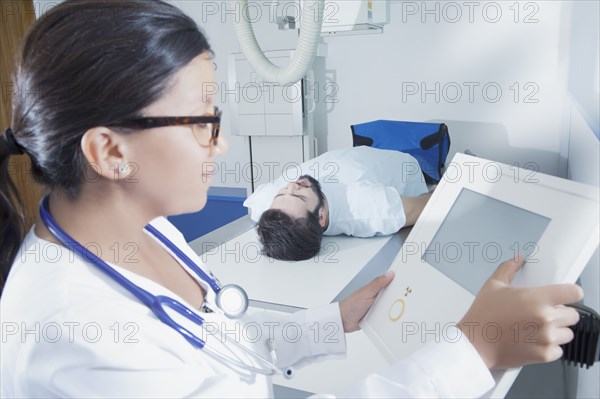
[121,52,226,216]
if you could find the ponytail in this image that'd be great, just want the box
[1,128,26,293]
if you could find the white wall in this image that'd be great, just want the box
[322,1,572,175]
[173,0,576,188]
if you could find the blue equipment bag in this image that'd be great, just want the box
[351,120,451,183]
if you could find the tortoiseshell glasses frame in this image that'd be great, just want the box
[109,107,222,147]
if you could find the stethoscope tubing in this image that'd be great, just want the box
[39,196,159,307]
[38,195,280,376]
[144,224,221,294]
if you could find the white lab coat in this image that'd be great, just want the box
[0,217,494,398]
[244,146,429,237]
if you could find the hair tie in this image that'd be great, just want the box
[3,128,24,155]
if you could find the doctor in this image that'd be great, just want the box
[0,0,582,397]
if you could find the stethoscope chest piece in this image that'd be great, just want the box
[216,284,248,319]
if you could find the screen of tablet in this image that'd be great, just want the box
[422,188,551,295]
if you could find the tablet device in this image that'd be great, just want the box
[361,153,599,397]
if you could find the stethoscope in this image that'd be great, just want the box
[38,195,284,379]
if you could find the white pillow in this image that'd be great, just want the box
[243,182,284,223]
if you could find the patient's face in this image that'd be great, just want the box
[270,176,322,219]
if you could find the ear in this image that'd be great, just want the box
[318,207,328,229]
[80,127,131,180]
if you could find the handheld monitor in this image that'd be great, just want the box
[361,153,599,397]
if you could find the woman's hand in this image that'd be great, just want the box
[338,271,395,333]
[459,255,583,370]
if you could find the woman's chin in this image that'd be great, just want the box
[190,194,208,214]
[166,196,207,217]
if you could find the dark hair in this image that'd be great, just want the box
[257,209,324,261]
[0,0,212,292]
[257,175,327,261]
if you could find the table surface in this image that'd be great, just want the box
[188,216,409,396]
[189,216,410,311]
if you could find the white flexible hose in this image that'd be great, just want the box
[230,0,324,85]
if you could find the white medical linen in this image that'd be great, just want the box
[1,217,494,398]
[244,146,429,237]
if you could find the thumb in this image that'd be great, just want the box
[364,271,395,298]
[490,254,524,284]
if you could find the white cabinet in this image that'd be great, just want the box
[228,49,327,191]
[229,51,304,137]
[249,136,312,188]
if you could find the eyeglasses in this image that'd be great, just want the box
[109,107,222,147]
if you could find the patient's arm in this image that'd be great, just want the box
[401,192,433,227]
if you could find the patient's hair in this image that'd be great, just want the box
[257,208,324,261]
[257,175,326,261]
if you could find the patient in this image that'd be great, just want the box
[244,146,432,261]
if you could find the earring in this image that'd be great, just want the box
[119,165,127,174]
